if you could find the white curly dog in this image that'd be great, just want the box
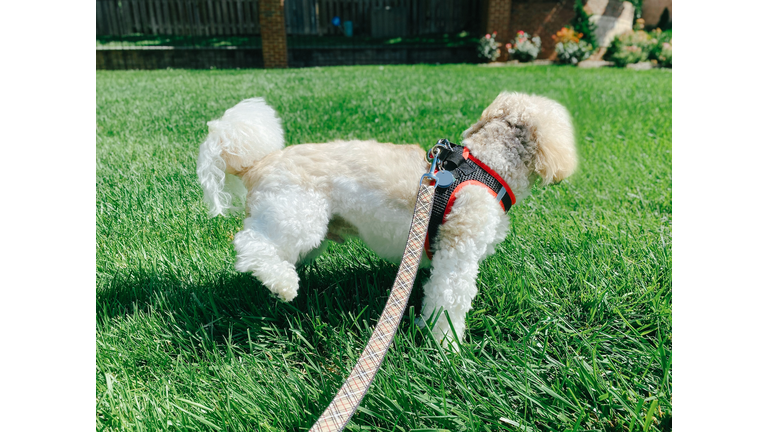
[197,92,577,349]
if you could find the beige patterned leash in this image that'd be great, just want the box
[309,169,441,431]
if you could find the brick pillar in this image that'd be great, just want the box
[259,0,288,68]
[485,0,512,61]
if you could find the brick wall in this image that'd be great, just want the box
[509,0,576,60]
[485,0,513,61]
[259,0,288,68]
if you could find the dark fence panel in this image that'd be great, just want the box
[96,0,483,69]
[96,0,261,36]
[288,0,481,37]
[285,0,318,35]
[284,0,482,67]
[96,0,479,37]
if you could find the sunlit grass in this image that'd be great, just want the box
[97,64,671,431]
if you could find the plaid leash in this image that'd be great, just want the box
[308,181,436,432]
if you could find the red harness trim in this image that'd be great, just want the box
[424,148,516,259]
[462,147,516,206]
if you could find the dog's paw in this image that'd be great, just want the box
[254,265,299,302]
[277,289,298,302]
[270,277,299,302]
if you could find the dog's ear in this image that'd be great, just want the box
[475,92,577,185]
[531,102,578,186]
[464,92,577,186]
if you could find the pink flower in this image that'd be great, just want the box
[485,34,490,39]
[506,43,512,49]
[518,30,524,35]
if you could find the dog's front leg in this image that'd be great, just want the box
[420,186,508,351]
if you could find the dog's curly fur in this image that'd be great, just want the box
[197,92,577,349]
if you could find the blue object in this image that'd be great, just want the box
[332,16,340,26]
[434,170,455,188]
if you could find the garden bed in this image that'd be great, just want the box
[97,44,480,69]
[96,32,478,49]
[96,33,482,69]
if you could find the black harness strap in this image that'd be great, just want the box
[425,144,515,258]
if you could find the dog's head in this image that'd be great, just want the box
[462,92,577,197]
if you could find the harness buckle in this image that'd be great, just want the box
[427,139,455,162]
[422,139,456,184]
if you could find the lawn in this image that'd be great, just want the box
[97,64,671,431]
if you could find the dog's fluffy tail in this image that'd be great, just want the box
[197,98,284,217]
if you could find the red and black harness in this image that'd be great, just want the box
[424,140,516,259]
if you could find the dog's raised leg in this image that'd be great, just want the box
[233,187,330,301]
[420,186,508,351]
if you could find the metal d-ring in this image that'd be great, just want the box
[422,138,455,183]
[426,139,453,164]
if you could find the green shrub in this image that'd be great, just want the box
[647,29,672,68]
[657,7,672,31]
[627,0,643,21]
[556,40,593,64]
[656,42,672,68]
[571,0,597,47]
[605,30,653,67]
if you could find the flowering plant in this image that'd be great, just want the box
[647,28,672,68]
[604,29,653,67]
[477,32,500,62]
[552,27,593,64]
[507,31,541,62]
[552,27,581,44]
[656,41,672,68]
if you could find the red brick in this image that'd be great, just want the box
[484,0,512,61]
[259,0,288,68]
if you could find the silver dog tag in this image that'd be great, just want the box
[434,170,455,188]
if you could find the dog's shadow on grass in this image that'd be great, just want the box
[97,257,430,352]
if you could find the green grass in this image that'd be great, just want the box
[97,64,671,431]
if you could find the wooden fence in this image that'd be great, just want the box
[299,0,481,37]
[96,0,480,37]
[96,0,260,36]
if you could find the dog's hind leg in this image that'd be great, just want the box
[233,186,330,301]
